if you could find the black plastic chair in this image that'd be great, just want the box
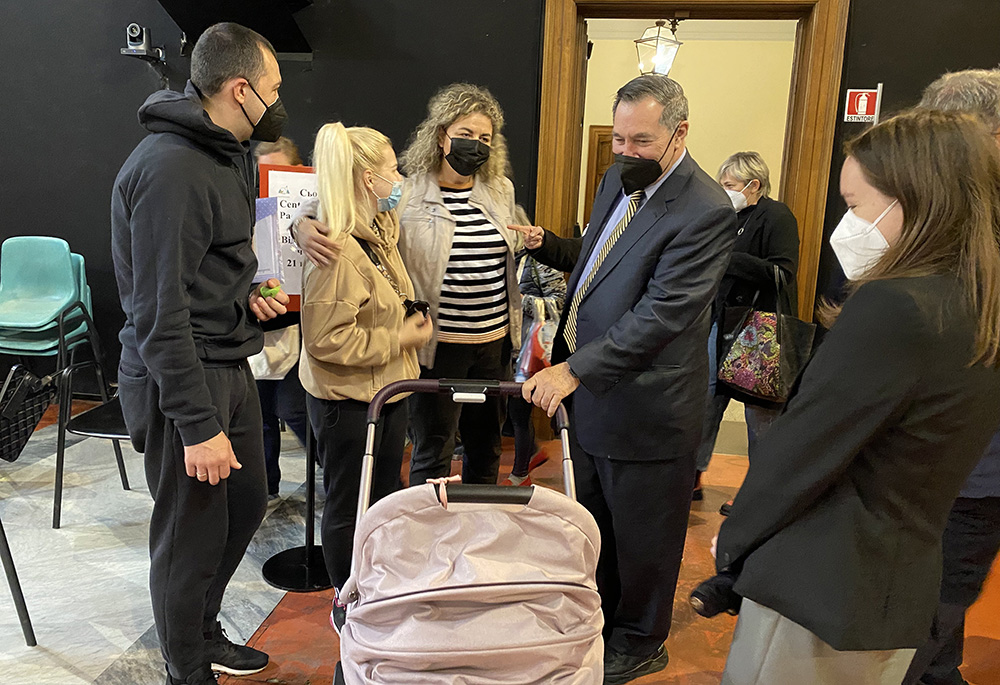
[55,368,130,529]
[66,395,129,442]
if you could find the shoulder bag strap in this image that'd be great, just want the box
[773,264,793,340]
[353,235,406,302]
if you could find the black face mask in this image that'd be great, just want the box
[445,138,491,177]
[614,123,680,195]
[241,82,288,143]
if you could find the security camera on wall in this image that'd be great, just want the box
[121,23,166,63]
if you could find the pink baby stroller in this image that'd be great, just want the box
[337,379,603,684]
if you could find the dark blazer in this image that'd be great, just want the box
[717,276,1000,651]
[718,195,799,315]
[959,426,1000,498]
[531,153,736,461]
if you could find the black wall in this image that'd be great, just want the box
[0,0,543,370]
[816,0,1000,303]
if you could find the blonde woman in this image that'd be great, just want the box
[299,123,432,626]
[294,84,522,487]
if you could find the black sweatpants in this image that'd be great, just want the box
[308,395,407,590]
[257,361,309,495]
[408,339,509,486]
[118,361,267,681]
[570,428,697,658]
[904,496,1000,685]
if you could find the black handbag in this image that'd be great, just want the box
[717,266,816,406]
[0,365,58,463]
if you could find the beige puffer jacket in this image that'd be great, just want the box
[299,211,419,403]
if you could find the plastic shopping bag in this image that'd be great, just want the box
[515,297,557,382]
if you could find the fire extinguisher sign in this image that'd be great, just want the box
[845,84,883,123]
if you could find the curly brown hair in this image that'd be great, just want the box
[399,83,512,181]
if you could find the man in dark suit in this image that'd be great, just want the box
[515,74,736,684]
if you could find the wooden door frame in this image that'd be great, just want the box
[584,125,614,226]
[536,0,851,318]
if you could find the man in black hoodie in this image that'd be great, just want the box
[111,23,289,685]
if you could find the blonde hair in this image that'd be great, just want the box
[717,151,771,198]
[399,83,512,182]
[313,123,392,238]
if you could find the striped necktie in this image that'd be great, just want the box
[564,190,644,353]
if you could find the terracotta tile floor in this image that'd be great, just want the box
[35,399,98,430]
[218,438,1000,685]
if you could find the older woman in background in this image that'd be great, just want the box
[693,152,799,508]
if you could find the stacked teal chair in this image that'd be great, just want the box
[0,236,129,529]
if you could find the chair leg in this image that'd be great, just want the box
[111,439,130,491]
[52,369,73,530]
[91,353,130,492]
[0,515,37,647]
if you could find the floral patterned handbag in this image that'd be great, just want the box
[717,266,816,404]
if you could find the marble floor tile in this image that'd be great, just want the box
[1,427,313,685]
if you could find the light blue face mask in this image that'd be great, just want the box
[372,173,403,212]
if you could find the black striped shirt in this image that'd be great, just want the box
[437,186,509,344]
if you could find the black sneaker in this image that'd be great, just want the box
[165,665,217,684]
[203,621,268,676]
[603,644,670,685]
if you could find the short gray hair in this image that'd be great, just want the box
[919,69,1000,133]
[612,74,689,130]
[717,151,771,198]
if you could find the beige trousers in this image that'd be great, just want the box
[722,599,916,685]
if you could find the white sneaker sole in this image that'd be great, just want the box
[210,662,267,676]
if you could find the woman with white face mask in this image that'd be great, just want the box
[706,109,1000,684]
[693,152,800,506]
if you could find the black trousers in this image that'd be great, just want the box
[508,396,537,477]
[257,361,309,495]
[904,496,1000,685]
[571,429,697,658]
[308,395,406,590]
[408,339,509,486]
[118,361,267,680]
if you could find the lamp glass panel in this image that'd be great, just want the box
[635,25,682,76]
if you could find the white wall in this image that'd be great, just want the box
[578,19,797,226]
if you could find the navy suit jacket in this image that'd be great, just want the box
[532,153,736,461]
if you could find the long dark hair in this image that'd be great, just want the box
[823,108,1000,367]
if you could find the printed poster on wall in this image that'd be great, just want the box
[259,164,318,310]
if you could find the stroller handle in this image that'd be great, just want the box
[356,379,576,522]
[367,379,570,430]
